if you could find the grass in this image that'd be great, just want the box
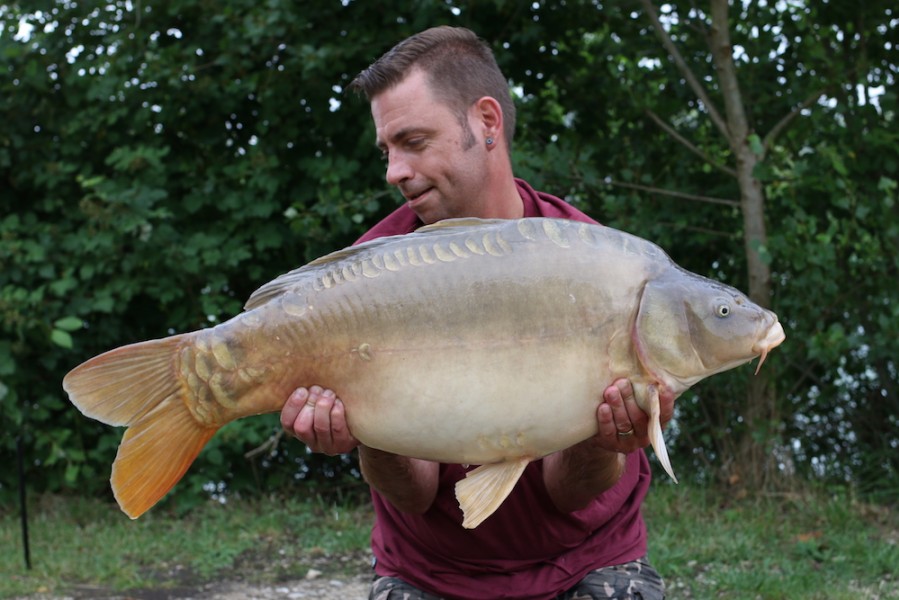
[1,491,373,598]
[646,484,899,599]
[2,484,897,599]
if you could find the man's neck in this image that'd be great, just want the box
[479,178,524,219]
[476,157,524,219]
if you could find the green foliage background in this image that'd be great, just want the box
[2,1,896,509]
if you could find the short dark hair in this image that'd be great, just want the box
[349,26,516,149]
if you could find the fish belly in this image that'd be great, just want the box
[339,338,607,464]
[256,227,645,464]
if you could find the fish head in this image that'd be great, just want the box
[633,268,786,392]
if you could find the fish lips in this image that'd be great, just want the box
[752,319,786,374]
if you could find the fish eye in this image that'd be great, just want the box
[716,304,731,318]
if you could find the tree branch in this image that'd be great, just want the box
[605,178,739,207]
[638,0,731,140]
[707,0,749,152]
[244,430,284,460]
[644,109,737,177]
[659,222,737,238]
[762,87,829,154]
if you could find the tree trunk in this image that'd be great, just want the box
[708,0,779,490]
[641,0,788,489]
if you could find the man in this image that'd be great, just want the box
[281,26,671,599]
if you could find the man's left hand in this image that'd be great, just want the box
[594,379,674,454]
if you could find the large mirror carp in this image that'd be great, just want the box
[64,218,785,528]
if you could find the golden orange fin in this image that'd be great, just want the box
[62,334,216,518]
[454,458,530,529]
[112,398,217,518]
[63,337,185,426]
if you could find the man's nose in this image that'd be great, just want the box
[385,154,413,186]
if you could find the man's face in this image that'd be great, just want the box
[371,69,491,224]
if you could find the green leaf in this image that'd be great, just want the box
[49,276,78,297]
[53,316,83,331]
[65,463,80,485]
[51,329,73,349]
[0,342,15,376]
[748,133,764,156]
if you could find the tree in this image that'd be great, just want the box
[0,0,424,504]
[633,0,897,493]
[504,0,897,494]
[2,0,896,508]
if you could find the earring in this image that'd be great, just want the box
[486,137,494,146]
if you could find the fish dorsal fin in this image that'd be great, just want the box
[244,219,509,311]
[416,217,504,232]
[244,234,404,310]
[454,457,530,529]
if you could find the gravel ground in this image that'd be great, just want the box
[15,554,374,600]
[196,574,370,599]
[17,574,371,600]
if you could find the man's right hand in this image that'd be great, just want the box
[280,386,359,455]
[281,385,438,513]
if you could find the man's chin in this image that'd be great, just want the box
[407,193,443,223]
[409,204,440,224]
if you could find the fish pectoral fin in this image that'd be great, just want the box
[647,384,678,484]
[454,457,530,529]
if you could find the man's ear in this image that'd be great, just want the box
[472,96,503,143]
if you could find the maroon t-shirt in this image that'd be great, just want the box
[358,179,651,600]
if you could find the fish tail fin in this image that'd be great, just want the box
[63,335,218,518]
[647,384,678,484]
[111,398,218,518]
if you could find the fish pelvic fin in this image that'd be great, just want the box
[63,335,218,518]
[454,457,530,529]
[647,384,678,484]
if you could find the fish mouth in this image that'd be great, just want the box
[752,320,786,375]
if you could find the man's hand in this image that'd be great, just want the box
[594,379,675,454]
[280,386,437,513]
[543,378,675,513]
[280,386,359,455]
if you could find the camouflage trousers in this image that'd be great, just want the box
[369,556,665,600]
